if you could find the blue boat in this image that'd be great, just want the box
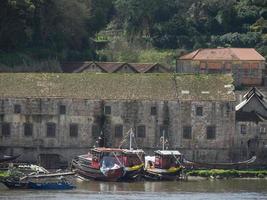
[28,181,75,190]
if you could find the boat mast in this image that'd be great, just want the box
[162,130,165,151]
[130,128,133,150]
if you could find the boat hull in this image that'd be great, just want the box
[72,159,125,181]
[28,182,75,190]
[1,180,29,189]
[143,168,182,181]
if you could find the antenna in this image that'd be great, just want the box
[130,128,133,150]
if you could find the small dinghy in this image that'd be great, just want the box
[28,180,75,190]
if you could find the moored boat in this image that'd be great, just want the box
[144,150,183,181]
[28,180,75,190]
[72,148,125,181]
[1,179,29,189]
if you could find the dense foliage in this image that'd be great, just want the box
[0,0,266,71]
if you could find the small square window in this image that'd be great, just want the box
[260,126,266,134]
[1,122,10,137]
[240,125,246,135]
[47,123,56,137]
[104,106,111,115]
[207,126,216,140]
[137,125,146,138]
[70,123,78,137]
[59,105,66,115]
[24,123,33,137]
[14,104,21,114]
[92,125,100,138]
[160,125,168,138]
[151,106,157,116]
[183,126,192,139]
[196,106,203,116]
[115,125,123,138]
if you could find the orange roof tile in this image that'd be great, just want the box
[179,48,265,61]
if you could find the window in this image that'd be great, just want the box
[260,126,266,134]
[1,122,10,137]
[151,106,157,116]
[70,123,78,137]
[47,123,56,137]
[59,105,66,115]
[104,106,111,115]
[240,125,246,135]
[183,126,192,139]
[160,125,168,138]
[137,125,146,138]
[24,123,33,137]
[196,106,203,116]
[207,126,216,140]
[92,125,100,138]
[14,104,21,114]
[115,125,123,138]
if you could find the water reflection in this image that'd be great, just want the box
[1,179,267,200]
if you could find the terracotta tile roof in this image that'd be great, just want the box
[179,48,265,61]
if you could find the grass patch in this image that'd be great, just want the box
[186,169,267,178]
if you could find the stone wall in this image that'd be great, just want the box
[0,97,236,167]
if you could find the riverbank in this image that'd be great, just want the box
[186,169,267,179]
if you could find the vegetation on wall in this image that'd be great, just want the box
[0,0,266,71]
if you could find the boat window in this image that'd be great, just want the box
[46,122,56,137]
[1,122,11,137]
[14,104,21,114]
[24,123,33,137]
[70,123,78,137]
[183,126,192,139]
[137,125,146,138]
[207,126,216,139]
[115,125,123,138]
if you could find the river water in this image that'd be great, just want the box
[0,178,267,200]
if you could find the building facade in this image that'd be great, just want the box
[0,73,236,168]
[177,48,266,86]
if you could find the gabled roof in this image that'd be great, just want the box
[129,63,169,73]
[179,48,265,61]
[236,87,267,111]
[95,62,128,73]
[61,62,92,73]
[236,111,267,123]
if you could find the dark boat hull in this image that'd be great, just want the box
[72,159,125,181]
[119,166,144,181]
[0,155,20,163]
[143,168,182,181]
[1,180,29,189]
[28,182,75,190]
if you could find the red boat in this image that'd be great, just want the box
[72,148,125,181]
[144,150,183,181]
[72,147,145,181]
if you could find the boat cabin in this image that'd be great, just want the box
[122,149,145,167]
[154,150,182,169]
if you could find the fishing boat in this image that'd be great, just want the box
[72,129,145,181]
[144,150,183,181]
[183,156,257,169]
[72,147,125,181]
[143,131,183,181]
